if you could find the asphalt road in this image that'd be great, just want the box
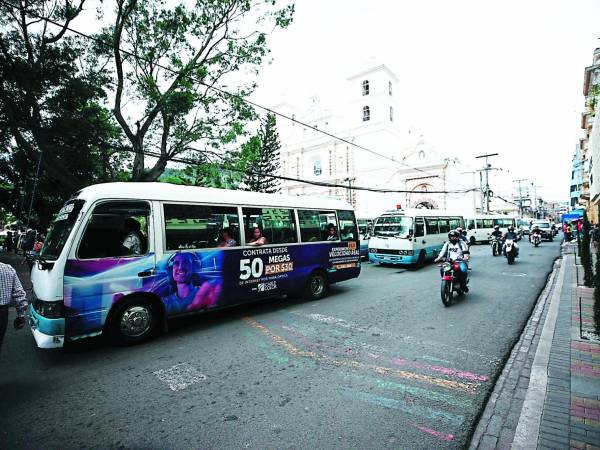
[0,238,561,449]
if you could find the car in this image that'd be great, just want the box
[517,219,531,235]
[530,220,553,241]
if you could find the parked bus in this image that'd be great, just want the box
[464,214,517,245]
[368,208,464,267]
[29,183,361,348]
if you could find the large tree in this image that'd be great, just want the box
[0,1,126,229]
[103,0,294,181]
[243,112,281,193]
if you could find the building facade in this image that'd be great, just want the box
[577,48,600,222]
[277,63,477,219]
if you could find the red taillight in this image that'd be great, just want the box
[442,275,453,281]
[453,262,460,270]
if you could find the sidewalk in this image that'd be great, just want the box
[470,242,600,449]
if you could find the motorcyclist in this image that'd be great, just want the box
[456,227,469,244]
[530,225,542,243]
[503,225,520,257]
[435,231,470,292]
[489,225,503,240]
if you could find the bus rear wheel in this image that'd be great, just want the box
[109,297,159,345]
[305,271,329,301]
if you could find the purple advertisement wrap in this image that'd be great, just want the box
[63,243,360,339]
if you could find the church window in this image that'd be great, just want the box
[389,81,392,96]
[362,80,369,96]
[363,106,370,122]
[389,106,394,122]
[313,158,322,176]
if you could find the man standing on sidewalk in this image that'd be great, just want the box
[0,262,28,352]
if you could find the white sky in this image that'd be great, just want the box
[251,0,600,202]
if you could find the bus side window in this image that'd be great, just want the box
[438,218,450,234]
[414,218,425,237]
[243,208,298,245]
[298,210,337,242]
[77,201,150,259]
[425,218,438,235]
[483,219,493,229]
[163,204,240,251]
[476,219,483,229]
[337,210,358,241]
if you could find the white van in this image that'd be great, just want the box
[464,215,517,245]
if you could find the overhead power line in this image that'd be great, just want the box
[129,146,478,195]
[0,0,475,192]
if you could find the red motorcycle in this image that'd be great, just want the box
[440,258,468,307]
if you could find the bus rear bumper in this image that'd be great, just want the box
[29,305,65,349]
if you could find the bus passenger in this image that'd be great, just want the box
[326,223,338,241]
[218,227,237,247]
[247,226,267,246]
[122,218,142,255]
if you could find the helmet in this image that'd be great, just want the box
[456,227,463,232]
[494,225,500,231]
[508,226,514,232]
[448,230,459,241]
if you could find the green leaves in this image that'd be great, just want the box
[107,0,294,180]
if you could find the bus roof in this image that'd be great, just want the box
[463,214,517,219]
[75,182,354,210]
[377,208,464,217]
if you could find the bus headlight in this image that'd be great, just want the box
[33,297,64,319]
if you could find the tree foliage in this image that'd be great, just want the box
[243,113,281,193]
[102,0,294,181]
[0,1,126,230]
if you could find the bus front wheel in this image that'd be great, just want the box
[109,297,159,345]
[305,271,329,301]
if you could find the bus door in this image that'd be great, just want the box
[63,200,157,339]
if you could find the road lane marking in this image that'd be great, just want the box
[153,363,207,391]
[389,357,488,382]
[274,320,489,383]
[344,389,464,427]
[289,311,501,362]
[353,375,473,409]
[413,424,455,442]
[243,317,476,392]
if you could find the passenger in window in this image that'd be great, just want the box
[326,223,338,241]
[247,226,268,246]
[122,218,142,255]
[341,227,355,241]
[218,227,237,247]
[163,252,221,314]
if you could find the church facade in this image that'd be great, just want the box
[276,63,478,218]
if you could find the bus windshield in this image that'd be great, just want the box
[373,216,413,238]
[40,199,85,260]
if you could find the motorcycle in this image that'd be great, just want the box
[532,232,541,247]
[490,236,501,256]
[440,258,468,307]
[505,239,517,265]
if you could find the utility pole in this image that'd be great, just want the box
[514,179,527,217]
[475,153,499,213]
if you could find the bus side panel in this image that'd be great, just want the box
[63,243,361,338]
[64,255,159,339]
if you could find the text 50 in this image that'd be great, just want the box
[240,258,264,280]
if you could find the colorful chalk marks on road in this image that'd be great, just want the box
[243,314,491,445]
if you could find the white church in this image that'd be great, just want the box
[275,62,479,218]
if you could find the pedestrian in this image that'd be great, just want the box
[565,222,572,242]
[591,224,600,252]
[0,262,28,352]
